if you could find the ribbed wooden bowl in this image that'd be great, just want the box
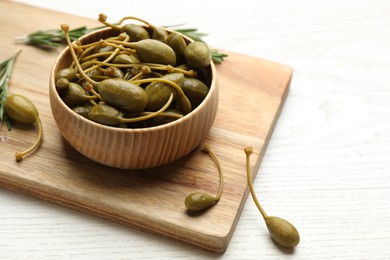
[49,27,218,169]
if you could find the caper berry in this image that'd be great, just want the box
[245,146,300,248]
[185,145,223,212]
[184,41,212,68]
[4,94,43,161]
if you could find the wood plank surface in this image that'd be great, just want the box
[0,1,291,253]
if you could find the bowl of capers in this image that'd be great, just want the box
[49,15,219,169]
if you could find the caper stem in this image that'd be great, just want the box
[131,77,188,101]
[62,24,99,87]
[15,117,43,161]
[117,16,154,28]
[202,144,224,201]
[119,93,174,123]
[245,146,268,219]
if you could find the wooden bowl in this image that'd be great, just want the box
[49,27,219,169]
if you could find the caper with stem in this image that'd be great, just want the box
[244,146,300,248]
[4,94,43,161]
[185,144,223,211]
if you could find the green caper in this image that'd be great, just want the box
[55,67,77,81]
[148,108,183,126]
[61,82,97,108]
[121,23,150,42]
[184,41,212,68]
[88,102,123,125]
[102,66,124,79]
[56,77,70,94]
[88,94,174,126]
[129,39,176,65]
[4,94,43,161]
[152,26,169,42]
[265,216,300,248]
[72,104,93,118]
[86,68,104,80]
[145,72,184,111]
[97,78,148,113]
[185,145,223,212]
[182,78,209,108]
[185,192,218,211]
[245,146,300,248]
[166,31,187,65]
[112,53,140,64]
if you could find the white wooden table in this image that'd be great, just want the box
[1,0,390,259]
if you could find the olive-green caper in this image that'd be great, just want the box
[112,53,140,64]
[103,66,124,79]
[182,78,209,108]
[55,67,77,82]
[184,41,212,68]
[61,82,97,108]
[185,145,223,212]
[149,108,183,126]
[166,32,187,65]
[121,23,150,42]
[130,39,176,66]
[88,102,123,126]
[145,72,184,111]
[265,216,300,248]
[245,146,300,248]
[185,192,218,211]
[152,26,169,42]
[56,77,70,93]
[4,94,43,161]
[72,104,93,118]
[97,78,148,113]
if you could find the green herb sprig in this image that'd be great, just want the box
[15,23,227,63]
[0,49,21,130]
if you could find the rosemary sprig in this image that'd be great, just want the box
[0,49,21,130]
[14,26,104,48]
[15,23,227,63]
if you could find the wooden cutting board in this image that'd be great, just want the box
[0,1,292,254]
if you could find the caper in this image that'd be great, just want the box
[148,108,183,126]
[128,39,176,66]
[152,26,168,42]
[102,66,124,79]
[56,77,70,94]
[112,53,140,64]
[166,31,187,65]
[88,93,174,126]
[88,102,123,125]
[244,146,300,248]
[182,78,209,108]
[4,94,43,161]
[61,82,97,108]
[184,41,212,68]
[133,76,192,115]
[185,145,223,211]
[121,24,150,42]
[97,78,148,113]
[55,67,77,81]
[72,104,93,118]
[144,72,184,111]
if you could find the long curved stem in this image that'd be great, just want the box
[15,117,43,161]
[202,144,223,201]
[245,146,268,219]
[120,93,173,123]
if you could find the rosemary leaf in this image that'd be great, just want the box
[0,49,21,130]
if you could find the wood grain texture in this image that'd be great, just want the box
[0,1,291,254]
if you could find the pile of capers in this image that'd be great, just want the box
[56,14,212,128]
